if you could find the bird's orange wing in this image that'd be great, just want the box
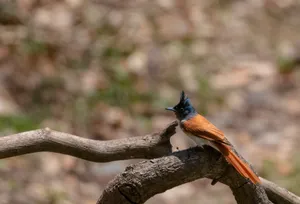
[181,114,260,184]
[181,114,229,145]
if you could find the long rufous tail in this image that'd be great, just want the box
[213,142,261,184]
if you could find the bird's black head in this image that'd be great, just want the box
[166,91,197,121]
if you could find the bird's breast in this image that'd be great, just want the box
[180,119,218,150]
[189,134,210,147]
[180,119,209,147]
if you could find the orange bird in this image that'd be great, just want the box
[166,91,260,184]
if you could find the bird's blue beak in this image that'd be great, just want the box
[165,107,176,112]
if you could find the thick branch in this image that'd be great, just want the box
[98,146,271,204]
[0,121,298,204]
[98,143,300,204]
[0,121,177,162]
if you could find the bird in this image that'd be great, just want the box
[166,91,260,184]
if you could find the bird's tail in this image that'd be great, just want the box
[213,142,261,184]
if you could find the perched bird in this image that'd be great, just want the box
[166,91,260,184]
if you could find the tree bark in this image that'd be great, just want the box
[0,121,177,161]
[0,121,299,204]
[97,146,272,204]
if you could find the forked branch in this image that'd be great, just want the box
[0,121,299,204]
[98,146,272,204]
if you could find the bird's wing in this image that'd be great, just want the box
[181,114,230,145]
[182,114,260,184]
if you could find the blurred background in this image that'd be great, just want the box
[0,0,300,203]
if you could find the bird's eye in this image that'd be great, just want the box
[180,108,184,111]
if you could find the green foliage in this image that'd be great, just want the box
[181,36,194,46]
[283,155,300,195]
[102,47,132,59]
[0,115,39,132]
[196,76,223,114]
[277,56,300,74]
[261,155,300,195]
[260,159,277,178]
[278,57,295,74]
[87,72,153,109]
[21,38,48,55]
[46,189,68,204]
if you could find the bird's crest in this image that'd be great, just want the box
[178,90,192,107]
[180,91,187,103]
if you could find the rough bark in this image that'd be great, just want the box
[0,121,298,204]
[97,146,272,204]
[0,121,177,162]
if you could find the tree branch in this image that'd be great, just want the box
[261,178,300,204]
[97,146,272,204]
[0,121,298,204]
[0,121,177,162]
[97,145,300,204]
